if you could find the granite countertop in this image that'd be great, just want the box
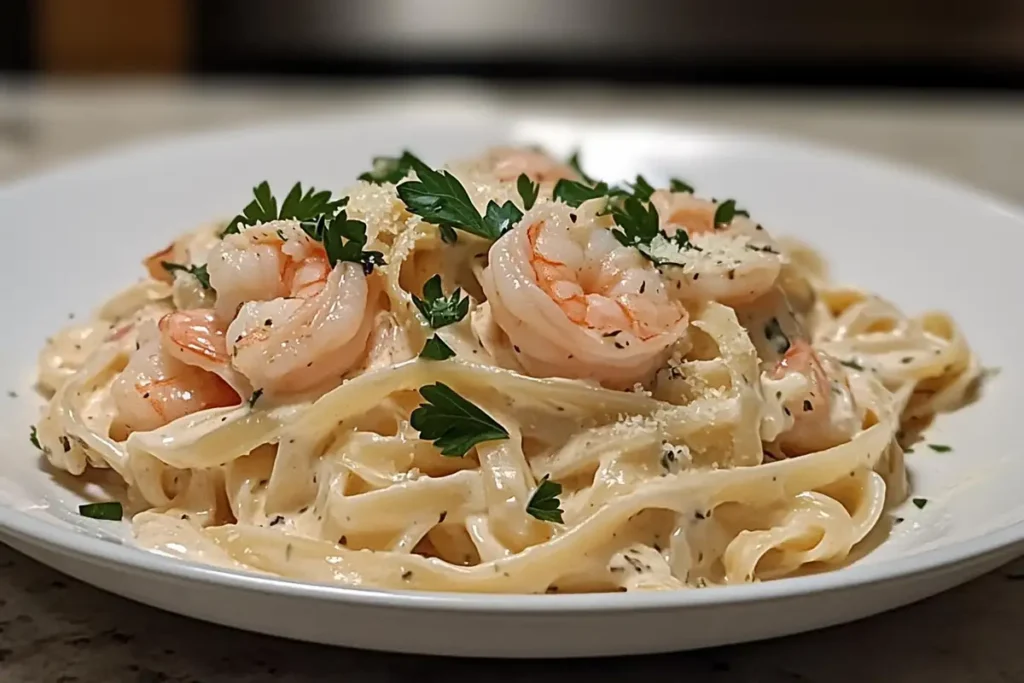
[2,80,1024,682]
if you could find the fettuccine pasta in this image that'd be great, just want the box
[32,146,981,593]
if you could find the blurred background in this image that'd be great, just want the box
[4,0,1024,85]
[3,0,1024,202]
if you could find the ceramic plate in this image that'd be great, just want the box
[0,104,1021,658]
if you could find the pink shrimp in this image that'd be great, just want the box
[482,203,689,389]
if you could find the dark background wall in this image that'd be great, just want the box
[6,0,1024,89]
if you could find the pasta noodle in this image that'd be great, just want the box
[32,146,982,593]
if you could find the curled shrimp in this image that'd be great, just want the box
[738,287,859,456]
[158,309,251,396]
[649,190,784,305]
[482,203,689,389]
[111,324,239,435]
[209,221,380,396]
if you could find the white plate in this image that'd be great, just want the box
[0,106,1022,658]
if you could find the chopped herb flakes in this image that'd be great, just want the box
[248,388,264,408]
[912,497,928,509]
[764,317,791,355]
[410,382,509,457]
[29,425,41,450]
[396,153,521,242]
[526,475,564,523]
[412,275,470,329]
[927,444,952,453]
[161,261,211,290]
[839,359,864,371]
[420,335,455,360]
[79,501,123,521]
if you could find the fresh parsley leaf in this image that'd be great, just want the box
[412,275,470,329]
[912,497,928,509]
[358,152,416,185]
[526,474,564,523]
[610,196,660,250]
[484,200,523,237]
[713,199,750,227]
[928,444,953,453]
[517,173,539,210]
[248,388,263,408]
[410,382,509,457]
[161,261,211,290]
[29,425,41,450]
[552,179,616,208]
[79,501,123,521]
[566,149,595,184]
[629,175,656,202]
[420,335,455,360]
[669,178,695,193]
[223,181,346,235]
[396,154,515,242]
[301,211,386,273]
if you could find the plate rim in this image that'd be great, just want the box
[2,108,1023,614]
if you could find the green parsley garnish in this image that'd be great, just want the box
[629,175,656,202]
[420,335,455,360]
[223,181,346,235]
[669,178,695,193]
[29,425,41,450]
[412,275,469,329]
[610,195,659,250]
[712,199,750,227]
[566,149,595,184]
[912,497,928,509]
[300,211,386,273]
[248,388,263,408]
[517,173,539,210]
[552,179,619,208]
[410,382,509,457]
[928,444,953,453]
[161,262,211,290]
[79,501,123,521]
[358,152,415,185]
[526,475,564,523]
[396,154,522,242]
[839,359,864,371]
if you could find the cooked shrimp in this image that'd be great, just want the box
[208,220,381,396]
[482,203,689,389]
[111,324,239,434]
[207,220,331,322]
[226,262,378,396]
[738,287,859,456]
[473,146,579,183]
[649,190,784,306]
[158,309,250,395]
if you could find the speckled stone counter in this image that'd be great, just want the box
[3,80,1024,682]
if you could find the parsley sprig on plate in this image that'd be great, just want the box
[410,382,509,457]
[358,152,416,185]
[223,181,346,235]
[413,275,469,359]
[396,153,523,243]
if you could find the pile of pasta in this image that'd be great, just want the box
[33,149,981,593]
